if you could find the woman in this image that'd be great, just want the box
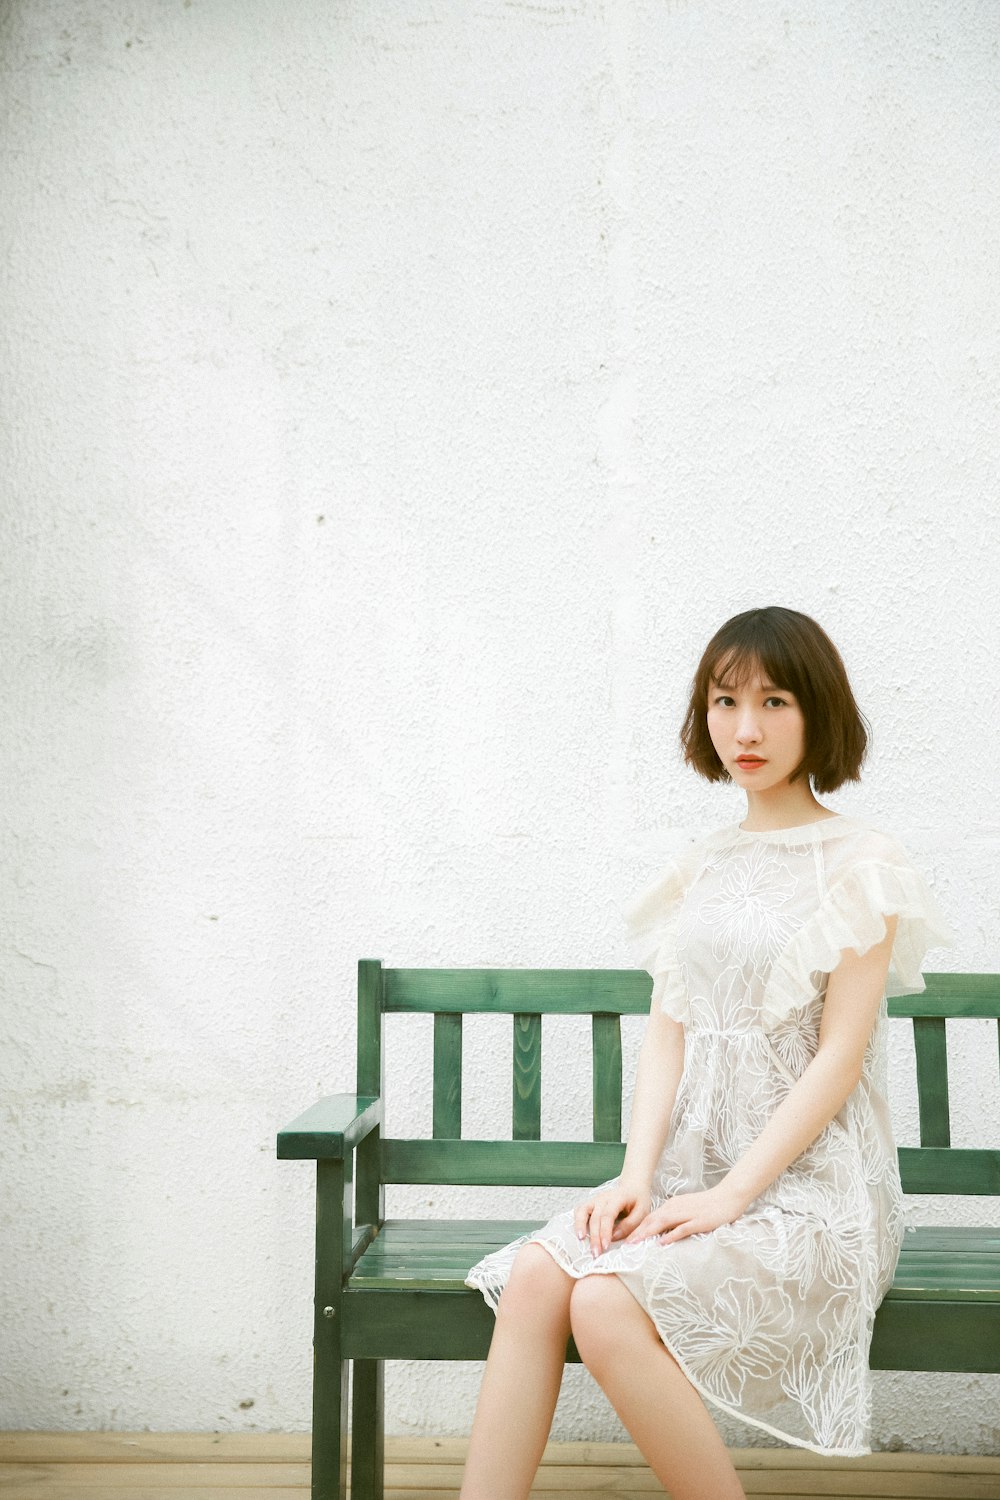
[462,606,952,1500]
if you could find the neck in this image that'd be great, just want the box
[740,783,832,832]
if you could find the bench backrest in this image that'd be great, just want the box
[890,973,1000,1194]
[356,962,1000,1206]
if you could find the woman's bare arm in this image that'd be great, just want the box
[575,1004,685,1254]
[621,1005,686,1190]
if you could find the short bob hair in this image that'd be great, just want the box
[680,606,869,794]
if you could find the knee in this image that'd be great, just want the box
[569,1275,628,1369]
[497,1243,571,1329]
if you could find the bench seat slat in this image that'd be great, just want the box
[347,1274,1000,1304]
[355,1257,494,1279]
[899,1226,1000,1252]
[349,1220,1000,1297]
[371,1221,1000,1253]
[887,1262,1000,1298]
[375,1218,540,1239]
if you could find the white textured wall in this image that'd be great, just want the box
[2,0,999,1454]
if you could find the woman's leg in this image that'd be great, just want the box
[460,1244,573,1500]
[570,1274,746,1500]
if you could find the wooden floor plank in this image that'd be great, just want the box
[4,1434,999,1473]
[382,1464,1000,1496]
[3,1488,998,1500]
[1,1433,997,1500]
[0,1470,310,1494]
[0,1435,310,1464]
[0,1482,310,1494]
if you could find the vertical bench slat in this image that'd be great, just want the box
[433,1013,463,1139]
[512,1014,542,1140]
[913,1016,951,1148]
[592,1013,623,1142]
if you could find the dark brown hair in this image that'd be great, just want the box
[680,607,869,794]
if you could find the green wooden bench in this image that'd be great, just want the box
[277,962,1000,1500]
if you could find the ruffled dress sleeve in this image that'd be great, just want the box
[623,861,690,1023]
[761,830,953,1027]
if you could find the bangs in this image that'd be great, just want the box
[708,644,792,694]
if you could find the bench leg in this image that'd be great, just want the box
[312,1348,348,1500]
[310,1356,350,1494]
[313,1160,349,1500]
[350,1359,384,1500]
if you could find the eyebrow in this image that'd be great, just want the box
[711,679,784,693]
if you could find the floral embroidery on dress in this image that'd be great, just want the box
[465,817,952,1458]
[766,997,822,1078]
[698,839,798,964]
[647,1262,796,1405]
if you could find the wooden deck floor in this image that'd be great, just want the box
[1,1432,998,1500]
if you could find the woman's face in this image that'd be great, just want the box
[706,666,807,793]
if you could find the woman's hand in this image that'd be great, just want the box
[624,1183,747,1246]
[573,1183,651,1258]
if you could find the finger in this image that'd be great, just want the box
[593,1207,616,1257]
[611,1207,643,1240]
[604,1205,625,1252]
[588,1204,603,1256]
[573,1202,593,1241]
[658,1220,698,1245]
[617,1203,654,1238]
[624,1213,661,1244]
[580,1199,607,1236]
[592,1208,610,1256]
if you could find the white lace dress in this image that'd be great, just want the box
[465,815,952,1456]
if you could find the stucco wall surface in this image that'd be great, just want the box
[2,0,999,1455]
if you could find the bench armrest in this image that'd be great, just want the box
[277,1093,382,1160]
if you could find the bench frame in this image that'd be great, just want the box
[278,963,1000,1500]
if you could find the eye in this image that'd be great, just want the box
[763,695,788,708]
[712,695,736,708]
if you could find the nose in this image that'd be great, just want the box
[736,707,762,745]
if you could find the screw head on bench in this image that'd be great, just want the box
[323,1306,336,1319]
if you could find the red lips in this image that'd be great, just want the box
[736,756,766,767]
